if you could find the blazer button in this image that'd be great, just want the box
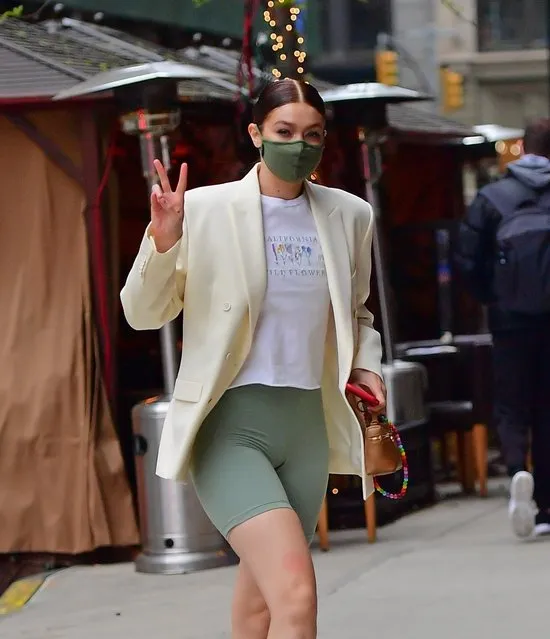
[225,352,232,360]
[223,302,231,312]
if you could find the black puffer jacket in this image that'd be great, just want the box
[455,156,550,332]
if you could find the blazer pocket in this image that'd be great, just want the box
[173,379,203,403]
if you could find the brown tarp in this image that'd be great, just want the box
[0,111,138,553]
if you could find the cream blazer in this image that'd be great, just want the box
[121,165,383,498]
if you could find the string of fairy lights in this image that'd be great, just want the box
[263,0,307,78]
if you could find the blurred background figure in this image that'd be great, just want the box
[456,118,550,539]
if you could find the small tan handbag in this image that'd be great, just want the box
[346,383,401,476]
[345,383,408,499]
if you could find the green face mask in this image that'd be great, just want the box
[260,139,324,183]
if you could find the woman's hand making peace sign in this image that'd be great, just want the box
[150,159,188,254]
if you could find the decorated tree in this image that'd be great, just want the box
[262,0,307,79]
[192,0,308,79]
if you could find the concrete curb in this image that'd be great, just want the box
[0,571,57,616]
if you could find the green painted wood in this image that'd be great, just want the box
[51,0,322,54]
[60,0,245,35]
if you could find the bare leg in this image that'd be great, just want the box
[232,562,270,639]
[228,508,317,639]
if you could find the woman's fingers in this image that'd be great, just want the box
[151,161,186,220]
[153,159,171,194]
[150,187,160,208]
[175,163,188,198]
[151,183,162,198]
[151,189,170,213]
[372,381,386,405]
[349,370,387,414]
[372,393,386,414]
[369,381,386,413]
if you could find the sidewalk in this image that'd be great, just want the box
[2,480,547,638]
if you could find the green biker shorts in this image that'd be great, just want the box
[190,384,329,541]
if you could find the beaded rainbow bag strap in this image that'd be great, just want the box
[345,383,409,500]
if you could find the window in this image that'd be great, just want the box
[319,0,392,53]
[349,0,391,51]
[478,0,547,51]
[318,0,332,48]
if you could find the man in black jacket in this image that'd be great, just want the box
[456,118,550,539]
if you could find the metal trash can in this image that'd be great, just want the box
[132,395,238,574]
[382,359,428,426]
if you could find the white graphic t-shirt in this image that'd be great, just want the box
[231,192,330,390]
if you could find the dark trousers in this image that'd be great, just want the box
[493,328,550,511]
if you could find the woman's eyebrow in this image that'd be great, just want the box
[273,120,323,129]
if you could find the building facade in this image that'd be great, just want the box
[311,0,391,83]
[436,0,549,127]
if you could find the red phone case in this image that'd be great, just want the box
[345,383,378,407]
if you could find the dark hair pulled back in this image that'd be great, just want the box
[253,79,326,126]
[523,118,550,158]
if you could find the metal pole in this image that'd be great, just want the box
[391,12,458,112]
[435,228,453,341]
[359,128,395,364]
[426,23,440,112]
[547,0,550,115]
[328,0,350,56]
[140,132,179,395]
[427,0,440,112]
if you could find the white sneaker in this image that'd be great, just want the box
[534,522,550,537]
[508,471,537,539]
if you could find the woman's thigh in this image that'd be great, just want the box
[228,508,316,614]
[278,390,329,542]
[191,385,328,541]
[277,447,329,544]
[192,440,292,539]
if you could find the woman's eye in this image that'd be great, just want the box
[307,131,322,140]
[277,129,291,136]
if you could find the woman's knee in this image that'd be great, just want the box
[232,603,270,637]
[274,580,317,626]
[228,509,317,626]
[232,564,271,636]
[269,553,317,623]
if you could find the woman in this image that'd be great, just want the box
[121,79,386,639]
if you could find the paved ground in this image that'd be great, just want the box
[1,480,547,638]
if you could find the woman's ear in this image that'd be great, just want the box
[248,123,262,149]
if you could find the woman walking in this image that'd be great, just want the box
[121,79,386,639]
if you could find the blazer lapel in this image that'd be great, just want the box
[229,165,267,340]
[305,181,354,388]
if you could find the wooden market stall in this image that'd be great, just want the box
[0,17,146,592]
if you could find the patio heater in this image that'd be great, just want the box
[54,61,239,575]
[320,83,431,426]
